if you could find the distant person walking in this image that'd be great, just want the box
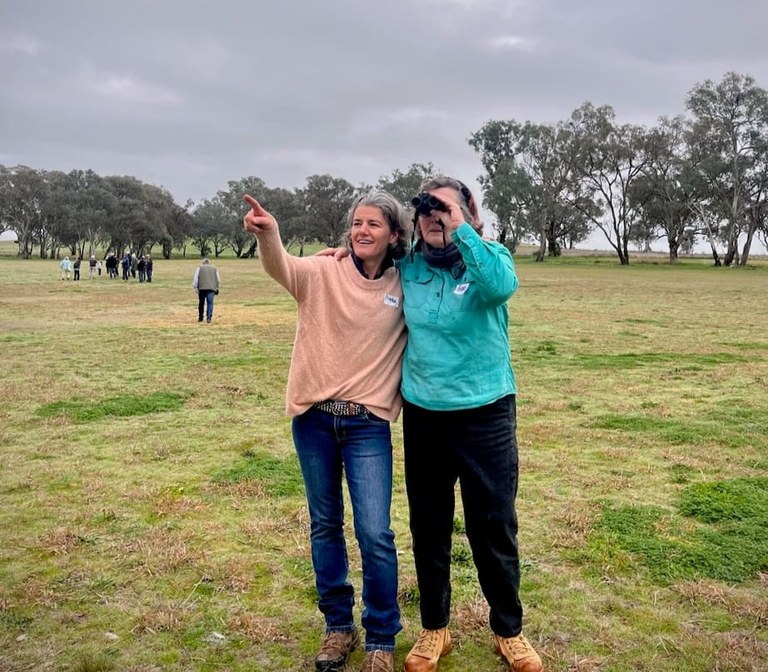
[88,255,97,279]
[192,258,220,323]
[121,253,131,281]
[105,253,117,278]
[145,255,154,282]
[59,256,72,280]
[73,257,81,281]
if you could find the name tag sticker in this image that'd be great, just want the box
[454,283,470,295]
[384,294,400,308]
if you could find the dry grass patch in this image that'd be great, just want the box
[38,526,91,556]
[674,579,768,625]
[228,612,290,643]
[452,594,490,634]
[132,599,193,635]
[128,527,205,575]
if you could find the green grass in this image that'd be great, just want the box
[1,251,767,671]
[590,476,768,584]
[36,392,187,422]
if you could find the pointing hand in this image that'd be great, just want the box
[243,194,277,233]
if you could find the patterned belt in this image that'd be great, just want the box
[313,400,368,416]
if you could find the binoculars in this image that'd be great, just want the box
[411,192,447,216]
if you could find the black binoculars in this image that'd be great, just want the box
[411,192,447,216]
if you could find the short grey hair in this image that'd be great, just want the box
[342,191,413,261]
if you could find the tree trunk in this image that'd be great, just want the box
[668,238,679,263]
[739,217,758,266]
[535,229,546,262]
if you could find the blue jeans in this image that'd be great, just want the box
[197,290,215,321]
[292,407,401,651]
[403,394,523,637]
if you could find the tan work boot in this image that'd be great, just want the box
[362,649,394,672]
[403,628,452,672]
[315,629,360,671]
[493,633,543,672]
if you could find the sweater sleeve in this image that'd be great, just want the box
[254,225,307,299]
[452,223,518,305]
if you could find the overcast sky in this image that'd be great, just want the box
[2,0,767,216]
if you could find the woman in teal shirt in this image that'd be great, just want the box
[400,177,542,672]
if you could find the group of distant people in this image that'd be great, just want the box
[59,255,99,280]
[60,253,154,282]
[105,252,154,282]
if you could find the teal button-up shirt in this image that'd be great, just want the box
[399,223,519,411]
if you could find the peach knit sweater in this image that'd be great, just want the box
[256,226,406,422]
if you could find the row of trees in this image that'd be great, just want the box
[0,163,437,262]
[470,71,768,265]
[1,72,766,265]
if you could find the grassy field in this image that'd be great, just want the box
[1,247,766,672]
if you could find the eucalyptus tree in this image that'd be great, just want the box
[629,116,699,262]
[685,72,768,266]
[468,120,526,248]
[741,134,768,262]
[100,176,135,255]
[376,162,438,209]
[164,200,195,259]
[40,170,80,259]
[0,164,45,258]
[216,177,271,257]
[65,169,112,258]
[262,186,308,255]
[569,103,653,265]
[138,184,179,257]
[299,174,356,246]
[470,120,591,257]
[757,217,768,253]
[190,198,229,258]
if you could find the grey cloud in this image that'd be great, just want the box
[1,0,766,205]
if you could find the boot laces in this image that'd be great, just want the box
[500,635,533,657]
[413,629,441,656]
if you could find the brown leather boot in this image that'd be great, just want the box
[362,650,394,672]
[315,629,360,671]
[493,633,543,672]
[403,628,452,672]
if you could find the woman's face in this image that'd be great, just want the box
[350,205,397,265]
[418,186,459,248]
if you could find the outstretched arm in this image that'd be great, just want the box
[242,194,300,293]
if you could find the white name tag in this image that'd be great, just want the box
[454,283,470,295]
[384,294,400,308]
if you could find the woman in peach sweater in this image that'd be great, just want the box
[243,191,410,672]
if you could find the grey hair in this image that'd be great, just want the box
[418,175,483,234]
[342,191,413,261]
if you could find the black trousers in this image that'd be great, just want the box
[402,394,523,636]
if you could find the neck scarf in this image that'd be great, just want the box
[421,241,464,273]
